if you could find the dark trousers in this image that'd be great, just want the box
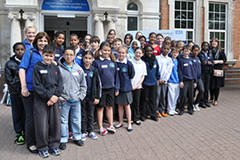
[34,98,61,151]
[156,83,167,113]
[140,85,158,119]
[210,88,220,101]
[10,94,25,134]
[194,78,204,104]
[179,80,194,111]
[21,91,36,147]
[81,98,95,133]
[201,73,211,104]
[131,89,141,121]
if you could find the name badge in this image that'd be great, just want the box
[153,64,156,68]
[77,56,82,59]
[208,57,210,59]
[153,50,157,53]
[55,54,60,57]
[40,70,48,74]
[193,60,196,62]
[84,73,87,76]
[72,72,79,76]
[184,63,188,66]
[117,68,120,71]
[102,65,108,68]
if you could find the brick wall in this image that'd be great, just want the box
[160,0,169,30]
[233,0,240,67]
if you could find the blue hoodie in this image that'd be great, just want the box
[128,40,141,59]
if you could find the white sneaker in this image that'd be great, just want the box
[168,111,174,116]
[81,133,87,141]
[173,111,178,115]
[193,104,197,111]
[195,104,200,111]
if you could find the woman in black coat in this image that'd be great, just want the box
[209,37,227,106]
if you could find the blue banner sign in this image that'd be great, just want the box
[42,0,90,11]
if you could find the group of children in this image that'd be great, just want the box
[5,28,220,158]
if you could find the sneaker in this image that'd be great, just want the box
[107,126,116,133]
[68,132,73,140]
[39,150,49,158]
[157,113,162,118]
[193,104,197,111]
[74,139,84,146]
[15,134,25,145]
[81,133,87,141]
[51,148,61,156]
[195,104,200,111]
[99,128,108,136]
[161,113,168,117]
[59,143,66,150]
[173,111,178,115]
[89,132,98,140]
[168,111,174,116]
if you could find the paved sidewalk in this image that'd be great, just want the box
[0,85,240,160]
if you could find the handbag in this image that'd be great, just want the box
[213,69,223,77]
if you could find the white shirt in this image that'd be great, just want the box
[99,56,111,61]
[156,54,173,83]
[116,58,127,64]
[130,58,147,89]
[75,46,80,55]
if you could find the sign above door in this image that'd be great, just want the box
[42,0,90,11]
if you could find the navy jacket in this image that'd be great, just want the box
[75,48,85,66]
[142,59,160,86]
[191,56,202,79]
[54,45,64,62]
[116,59,135,92]
[92,58,120,92]
[178,57,197,83]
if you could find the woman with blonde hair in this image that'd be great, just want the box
[23,25,36,51]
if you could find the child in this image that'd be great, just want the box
[198,42,213,108]
[156,44,173,117]
[84,34,92,51]
[69,33,85,66]
[163,36,172,56]
[178,45,197,115]
[176,40,185,58]
[115,45,135,132]
[128,39,141,59]
[79,39,87,50]
[89,36,100,54]
[5,42,26,145]
[81,51,101,141]
[93,42,120,135]
[112,38,122,59]
[124,33,133,49]
[140,45,160,122]
[157,33,164,48]
[147,32,161,56]
[138,36,146,49]
[106,34,114,46]
[191,45,204,111]
[188,42,195,50]
[167,47,180,116]
[58,46,87,150]
[135,31,143,40]
[32,44,63,158]
[130,47,147,125]
[53,30,65,62]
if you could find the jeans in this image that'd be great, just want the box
[10,94,25,134]
[155,83,167,113]
[61,100,81,143]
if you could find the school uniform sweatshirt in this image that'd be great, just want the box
[32,61,63,101]
[116,58,135,92]
[142,59,160,86]
[191,56,202,79]
[92,57,120,92]
[168,58,179,84]
[58,57,87,101]
[178,57,197,83]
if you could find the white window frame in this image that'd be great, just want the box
[208,3,227,52]
[174,0,196,43]
[127,2,139,31]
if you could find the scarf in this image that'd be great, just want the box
[212,48,219,60]
[128,39,141,59]
[141,54,155,69]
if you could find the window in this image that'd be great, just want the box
[127,2,139,31]
[174,1,195,44]
[209,3,227,51]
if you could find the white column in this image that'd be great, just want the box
[94,14,104,42]
[107,16,116,32]
[23,13,36,28]
[8,13,22,56]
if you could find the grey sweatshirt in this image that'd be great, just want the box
[58,57,87,101]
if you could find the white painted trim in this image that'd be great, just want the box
[87,15,92,34]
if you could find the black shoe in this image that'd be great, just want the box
[188,110,194,115]
[151,117,159,122]
[59,143,66,150]
[178,110,184,115]
[131,121,134,125]
[205,103,211,107]
[134,121,141,125]
[140,117,146,122]
[27,146,38,153]
[74,140,84,146]
[199,103,207,108]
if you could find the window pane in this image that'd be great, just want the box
[220,22,225,30]
[175,1,180,9]
[175,20,180,28]
[215,4,220,12]
[127,2,138,10]
[215,13,219,21]
[209,21,214,29]
[220,32,225,40]
[221,4,225,12]
[188,21,193,28]
[215,22,219,30]
[182,1,186,10]
[215,32,219,38]
[188,12,193,19]
[209,13,214,21]
[175,11,181,19]
[127,17,137,31]
[210,32,214,39]
[221,14,225,21]
[187,31,193,39]
[209,4,214,11]
[182,11,187,19]
[181,20,186,28]
[188,2,193,10]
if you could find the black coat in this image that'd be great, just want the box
[198,50,214,74]
[5,56,21,95]
[210,49,227,89]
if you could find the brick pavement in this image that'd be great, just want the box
[0,85,240,160]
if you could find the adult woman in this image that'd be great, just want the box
[22,25,36,51]
[209,37,227,106]
[19,32,51,153]
[108,29,116,39]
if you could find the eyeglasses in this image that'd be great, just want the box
[64,54,75,57]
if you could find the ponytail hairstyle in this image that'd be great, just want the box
[94,42,116,62]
